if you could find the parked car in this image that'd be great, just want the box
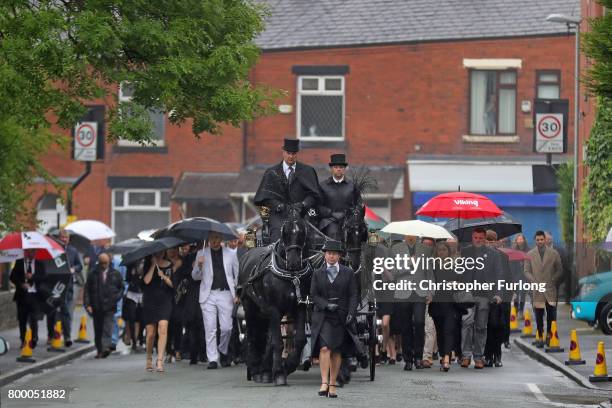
[571,271,612,334]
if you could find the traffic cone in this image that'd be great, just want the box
[589,341,612,382]
[16,328,36,363]
[47,321,66,353]
[532,329,544,348]
[520,309,535,338]
[564,329,585,365]
[509,305,520,333]
[545,321,564,353]
[75,315,90,344]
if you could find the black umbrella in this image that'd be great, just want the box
[37,253,72,313]
[47,228,92,254]
[156,217,237,242]
[120,237,185,266]
[444,211,522,242]
[107,238,145,256]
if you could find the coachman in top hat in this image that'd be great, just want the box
[317,154,363,241]
[254,138,321,242]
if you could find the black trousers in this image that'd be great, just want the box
[186,319,205,362]
[397,299,426,361]
[430,304,456,357]
[16,295,39,344]
[166,317,184,354]
[92,310,114,353]
[484,326,504,359]
[534,301,557,338]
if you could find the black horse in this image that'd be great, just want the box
[238,206,321,386]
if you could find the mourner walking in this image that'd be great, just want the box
[311,240,360,398]
[253,138,321,242]
[84,253,124,359]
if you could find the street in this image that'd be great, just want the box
[2,341,611,408]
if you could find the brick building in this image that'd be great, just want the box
[32,0,580,243]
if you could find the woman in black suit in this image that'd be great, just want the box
[428,241,458,372]
[310,241,359,398]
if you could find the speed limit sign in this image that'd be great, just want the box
[535,113,564,153]
[73,121,98,161]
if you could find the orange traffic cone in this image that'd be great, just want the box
[564,329,585,365]
[589,341,612,382]
[75,315,90,344]
[545,321,564,353]
[509,305,520,333]
[532,329,544,348]
[16,328,36,363]
[47,321,66,353]
[520,309,535,338]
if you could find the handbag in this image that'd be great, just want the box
[452,290,475,309]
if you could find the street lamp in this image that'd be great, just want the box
[546,13,581,247]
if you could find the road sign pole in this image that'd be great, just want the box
[67,161,91,216]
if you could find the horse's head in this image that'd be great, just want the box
[343,204,367,269]
[279,204,308,270]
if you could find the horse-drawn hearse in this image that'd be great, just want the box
[236,203,383,386]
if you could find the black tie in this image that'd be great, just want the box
[287,166,295,185]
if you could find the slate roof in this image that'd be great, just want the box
[256,0,580,50]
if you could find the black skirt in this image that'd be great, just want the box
[313,320,345,355]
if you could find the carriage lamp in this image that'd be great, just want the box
[245,228,257,249]
[259,205,270,220]
[368,230,379,246]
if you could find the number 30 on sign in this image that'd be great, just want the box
[73,121,98,161]
[535,113,564,153]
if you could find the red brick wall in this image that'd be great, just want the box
[249,35,576,166]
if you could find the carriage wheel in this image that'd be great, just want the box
[369,312,376,381]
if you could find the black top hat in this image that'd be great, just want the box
[329,153,348,167]
[282,138,300,153]
[322,240,345,253]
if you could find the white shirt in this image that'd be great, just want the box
[25,259,37,293]
[283,161,296,179]
[333,176,344,184]
[326,262,339,271]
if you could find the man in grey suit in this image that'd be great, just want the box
[390,235,434,370]
[460,228,502,369]
[192,232,240,369]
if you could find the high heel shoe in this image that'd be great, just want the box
[156,358,165,373]
[318,383,329,397]
[328,384,338,398]
[440,356,450,372]
[145,356,153,372]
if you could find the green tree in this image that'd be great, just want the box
[0,0,275,230]
[581,0,612,242]
[556,161,574,244]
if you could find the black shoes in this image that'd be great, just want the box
[404,362,413,371]
[189,359,198,365]
[414,360,424,369]
[101,350,110,358]
[388,359,396,365]
[65,340,73,348]
[207,361,218,369]
[220,353,231,367]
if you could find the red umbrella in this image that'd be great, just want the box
[0,231,64,262]
[498,247,530,261]
[416,192,503,219]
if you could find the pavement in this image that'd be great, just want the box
[512,303,612,391]
[0,307,95,386]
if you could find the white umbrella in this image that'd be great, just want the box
[66,220,115,240]
[381,220,454,240]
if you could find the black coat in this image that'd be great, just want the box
[310,263,360,355]
[460,245,502,299]
[254,161,321,240]
[10,259,46,303]
[317,177,362,230]
[84,267,124,313]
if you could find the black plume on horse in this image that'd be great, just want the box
[238,205,323,386]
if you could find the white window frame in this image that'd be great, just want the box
[111,189,171,241]
[296,76,345,141]
[117,81,166,147]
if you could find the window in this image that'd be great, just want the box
[297,76,344,140]
[536,70,560,99]
[112,189,171,242]
[36,194,67,234]
[469,70,517,135]
[117,82,165,146]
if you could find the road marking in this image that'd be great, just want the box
[526,383,600,408]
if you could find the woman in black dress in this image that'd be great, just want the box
[165,246,191,363]
[428,241,458,372]
[310,241,359,398]
[142,251,174,373]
